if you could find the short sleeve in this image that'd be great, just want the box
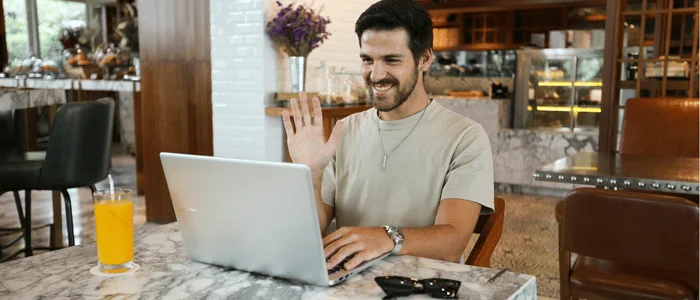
[440,124,495,215]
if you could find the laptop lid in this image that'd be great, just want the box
[160,152,330,286]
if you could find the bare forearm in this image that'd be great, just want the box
[400,225,470,262]
[311,172,331,235]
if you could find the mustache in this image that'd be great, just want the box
[366,79,398,85]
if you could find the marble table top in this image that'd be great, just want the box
[0,223,537,299]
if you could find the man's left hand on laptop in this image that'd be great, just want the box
[323,227,394,270]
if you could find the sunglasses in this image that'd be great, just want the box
[374,276,461,299]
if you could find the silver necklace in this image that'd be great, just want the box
[374,101,429,172]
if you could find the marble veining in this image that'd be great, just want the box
[0,88,66,111]
[494,129,598,189]
[118,91,136,154]
[0,223,536,299]
[0,79,140,92]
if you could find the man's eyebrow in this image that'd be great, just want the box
[359,53,404,59]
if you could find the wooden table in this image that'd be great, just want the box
[265,105,371,162]
[534,152,700,195]
[0,223,537,299]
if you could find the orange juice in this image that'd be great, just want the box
[94,200,134,267]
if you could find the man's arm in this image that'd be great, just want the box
[400,199,481,262]
[323,198,481,270]
[312,170,335,236]
[281,92,342,236]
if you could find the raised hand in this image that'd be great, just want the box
[282,92,344,174]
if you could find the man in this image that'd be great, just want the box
[281,0,494,272]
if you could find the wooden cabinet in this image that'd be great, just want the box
[426,2,606,50]
[599,0,699,153]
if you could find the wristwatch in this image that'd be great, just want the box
[382,225,404,255]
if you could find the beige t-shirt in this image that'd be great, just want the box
[322,100,494,228]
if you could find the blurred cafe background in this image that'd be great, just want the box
[0,0,697,299]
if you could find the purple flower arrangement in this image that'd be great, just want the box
[266,1,331,57]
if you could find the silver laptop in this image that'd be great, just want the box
[159,152,387,286]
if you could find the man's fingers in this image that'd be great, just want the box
[322,227,345,248]
[344,250,375,270]
[300,92,312,127]
[324,234,356,258]
[290,98,303,129]
[282,110,294,137]
[312,96,323,126]
[326,244,362,270]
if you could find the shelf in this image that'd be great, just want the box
[621,7,698,16]
[618,79,692,89]
[537,81,603,87]
[435,43,520,51]
[527,105,602,113]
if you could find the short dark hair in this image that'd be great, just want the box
[355,0,433,63]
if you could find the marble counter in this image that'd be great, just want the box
[0,88,66,111]
[0,78,140,92]
[0,223,537,299]
[493,129,598,193]
[0,78,140,154]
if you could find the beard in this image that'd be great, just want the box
[366,68,420,112]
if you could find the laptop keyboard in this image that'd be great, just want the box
[327,254,355,275]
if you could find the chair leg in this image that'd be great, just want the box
[23,190,33,257]
[13,191,25,227]
[61,190,75,247]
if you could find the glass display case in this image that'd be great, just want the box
[513,49,604,131]
[429,50,516,77]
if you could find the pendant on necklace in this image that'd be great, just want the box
[382,155,387,172]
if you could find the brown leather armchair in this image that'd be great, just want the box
[557,188,699,300]
[620,98,699,158]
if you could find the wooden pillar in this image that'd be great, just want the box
[137,0,213,223]
[0,0,8,68]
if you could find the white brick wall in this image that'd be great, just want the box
[211,0,378,161]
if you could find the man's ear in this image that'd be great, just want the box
[419,48,434,72]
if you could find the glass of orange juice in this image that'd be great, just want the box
[93,189,134,274]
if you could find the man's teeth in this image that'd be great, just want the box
[374,84,394,91]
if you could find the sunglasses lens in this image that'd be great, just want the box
[421,278,461,299]
[375,276,416,297]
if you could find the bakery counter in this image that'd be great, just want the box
[0,78,140,92]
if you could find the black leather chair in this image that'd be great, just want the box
[0,110,24,156]
[0,98,114,258]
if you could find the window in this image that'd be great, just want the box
[37,0,86,61]
[2,0,86,62]
[3,0,30,61]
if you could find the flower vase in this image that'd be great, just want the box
[289,56,307,92]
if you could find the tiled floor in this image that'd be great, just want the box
[0,148,562,298]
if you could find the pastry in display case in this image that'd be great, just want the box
[514,49,604,132]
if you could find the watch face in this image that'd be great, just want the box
[390,231,403,242]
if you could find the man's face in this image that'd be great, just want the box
[360,29,420,112]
